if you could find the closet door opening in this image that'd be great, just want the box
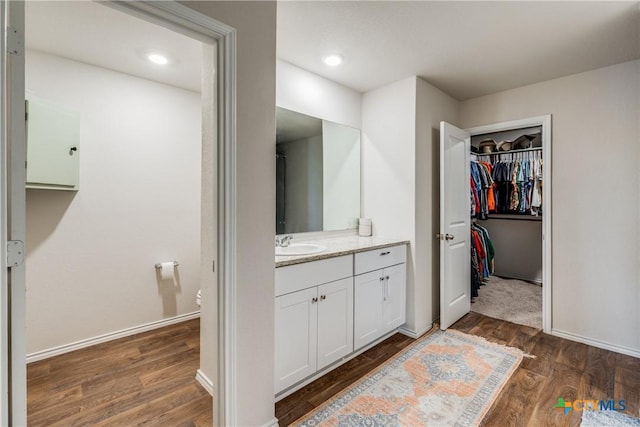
[467,116,551,333]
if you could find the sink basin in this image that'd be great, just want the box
[275,243,326,256]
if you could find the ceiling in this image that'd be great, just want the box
[25,1,202,93]
[25,2,640,101]
[277,1,640,100]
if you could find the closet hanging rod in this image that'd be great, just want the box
[477,215,542,222]
[476,146,542,156]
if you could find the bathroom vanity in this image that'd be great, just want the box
[274,236,408,398]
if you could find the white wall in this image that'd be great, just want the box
[460,60,640,354]
[363,76,460,337]
[180,2,277,426]
[25,51,201,354]
[277,59,362,129]
[415,77,459,330]
[363,76,416,245]
[481,219,543,283]
[323,120,360,231]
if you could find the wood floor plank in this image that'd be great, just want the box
[487,318,520,344]
[555,339,589,371]
[615,366,640,418]
[27,385,83,415]
[520,332,563,377]
[481,368,546,427]
[27,318,212,426]
[577,345,616,401]
[96,384,203,426]
[452,310,484,332]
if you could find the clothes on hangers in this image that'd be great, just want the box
[470,161,495,219]
[477,150,542,216]
[470,222,494,298]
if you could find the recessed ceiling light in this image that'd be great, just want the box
[147,53,169,65]
[323,54,343,67]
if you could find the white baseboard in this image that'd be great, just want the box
[27,311,201,363]
[261,418,279,427]
[552,329,640,359]
[195,369,214,396]
[398,323,433,339]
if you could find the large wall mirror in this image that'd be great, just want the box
[276,107,361,234]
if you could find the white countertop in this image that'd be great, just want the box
[275,235,410,268]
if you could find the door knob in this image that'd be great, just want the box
[436,233,455,241]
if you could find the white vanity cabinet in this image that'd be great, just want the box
[275,256,353,394]
[354,245,407,350]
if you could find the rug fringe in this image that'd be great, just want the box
[445,329,526,359]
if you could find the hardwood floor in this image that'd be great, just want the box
[27,319,213,427]
[28,314,639,426]
[275,312,640,426]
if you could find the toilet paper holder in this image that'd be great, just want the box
[155,261,179,269]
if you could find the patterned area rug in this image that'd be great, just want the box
[292,329,523,426]
[581,409,640,426]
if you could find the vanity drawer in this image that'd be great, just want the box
[276,255,352,297]
[354,244,407,276]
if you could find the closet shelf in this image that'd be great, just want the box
[475,146,542,156]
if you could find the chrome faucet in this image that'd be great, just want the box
[275,235,293,247]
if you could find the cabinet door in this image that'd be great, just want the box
[317,277,353,370]
[275,287,318,393]
[354,270,384,350]
[382,263,406,333]
[26,98,80,190]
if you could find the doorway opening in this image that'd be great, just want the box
[23,1,212,424]
[468,123,546,330]
[439,116,551,333]
[2,1,237,426]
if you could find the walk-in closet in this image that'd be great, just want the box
[469,124,545,329]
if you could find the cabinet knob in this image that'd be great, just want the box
[69,146,78,156]
[379,277,384,281]
[320,295,326,301]
[385,276,389,280]
[380,251,390,256]
[311,297,318,303]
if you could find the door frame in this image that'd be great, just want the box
[3,2,239,425]
[466,115,552,333]
[2,0,27,424]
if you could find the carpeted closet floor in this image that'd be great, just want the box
[471,275,542,329]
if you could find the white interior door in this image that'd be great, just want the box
[1,1,27,425]
[439,121,471,329]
